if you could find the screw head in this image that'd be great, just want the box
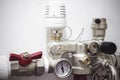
[22,52,30,59]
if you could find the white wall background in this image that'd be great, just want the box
[0,0,120,80]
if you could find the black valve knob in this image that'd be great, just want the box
[100,42,117,54]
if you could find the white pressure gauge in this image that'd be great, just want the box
[54,59,72,78]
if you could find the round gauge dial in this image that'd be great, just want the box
[54,59,72,78]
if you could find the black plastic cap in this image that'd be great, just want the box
[95,19,101,24]
[100,42,117,54]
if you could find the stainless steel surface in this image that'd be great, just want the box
[105,63,119,80]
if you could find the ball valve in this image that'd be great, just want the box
[9,51,45,76]
[10,51,42,66]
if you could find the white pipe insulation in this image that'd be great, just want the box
[0,55,11,79]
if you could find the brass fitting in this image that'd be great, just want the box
[51,30,62,41]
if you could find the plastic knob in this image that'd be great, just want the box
[10,51,42,66]
[100,42,117,54]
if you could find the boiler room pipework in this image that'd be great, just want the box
[0,0,120,80]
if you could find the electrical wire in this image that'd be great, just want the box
[62,26,72,41]
[74,27,84,41]
[92,69,101,80]
[62,26,84,41]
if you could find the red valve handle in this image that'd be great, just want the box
[10,51,42,66]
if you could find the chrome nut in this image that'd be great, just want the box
[35,59,45,75]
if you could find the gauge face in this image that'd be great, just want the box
[54,59,72,78]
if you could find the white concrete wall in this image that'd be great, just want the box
[0,0,120,80]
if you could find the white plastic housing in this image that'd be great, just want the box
[45,2,66,30]
[0,55,11,79]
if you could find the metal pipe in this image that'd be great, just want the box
[105,63,119,80]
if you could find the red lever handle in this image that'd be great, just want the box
[10,51,42,66]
